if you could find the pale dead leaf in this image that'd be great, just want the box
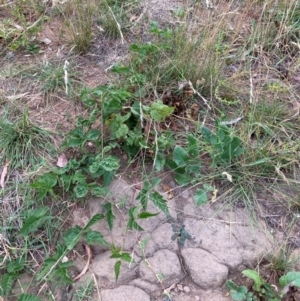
[57,153,68,167]
[6,93,29,101]
[14,24,24,31]
[290,100,300,117]
[222,171,233,182]
[211,187,218,203]
[275,166,289,185]
[129,15,138,22]
[40,38,52,45]
[73,244,92,281]
[0,161,10,189]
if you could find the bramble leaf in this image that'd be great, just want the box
[150,100,174,122]
[84,231,107,246]
[114,260,121,282]
[84,214,105,230]
[104,202,115,230]
[150,191,169,216]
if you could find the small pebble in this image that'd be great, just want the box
[183,286,191,294]
[195,296,200,301]
[177,284,183,291]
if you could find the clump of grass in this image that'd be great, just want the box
[61,0,96,53]
[0,109,55,169]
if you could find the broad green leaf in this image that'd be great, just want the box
[64,226,82,250]
[174,172,192,186]
[17,294,41,301]
[102,98,122,122]
[173,146,189,167]
[230,286,247,301]
[242,269,264,291]
[73,183,88,198]
[86,129,101,141]
[103,170,115,186]
[203,184,214,191]
[138,211,160,219]
[279,271,300,288]
[114,260,121,282]
[84,231,107,246]
[89,160,101,174]
[104,203,115,230]
[150,100,174,122]
[201,126,217,144]
[66,137,83,148]
[150,192,169,216]
[194,189,208,206]
[83,214,105,230]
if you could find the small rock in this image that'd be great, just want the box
[289,249,300,271]
[181,248,228,289]
[195,296,200,301]
[184,286,191,294]
[177,284,183,291]
[101,285,150,301]
[139,249,184,287]
[40,38,52,45]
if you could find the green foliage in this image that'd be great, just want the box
[166,142,201,186]
[0,258,25,297]
[194,184,214,206]
[19,207,52,236]
[227,270,300,301]
[201,119,243,166]
[171,221,192,247]
[0,110,54,168]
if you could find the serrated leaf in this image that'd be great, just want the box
[194,189,208,206]
[99,156,120,171]
[72,171,86,184]
[1,273,16,296]
[17,294,41,301]
[173,146,189,167]
[279,271,300,288]
[64,226,82,250]
[115,124,129,139]
[104,203,115,230]
[138,211,160,219]
[19,207,51,236]
[86,129,101,141]
[84,231,107,246]
[150,191,169,216]
[73,183,88,198]
[90,185,109,196]
[127,207,143,231]
[150,100,174,122]
[7,258,25,273]
[121,253,135,263]
[114,260,121,281]
[83,214,105,230]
